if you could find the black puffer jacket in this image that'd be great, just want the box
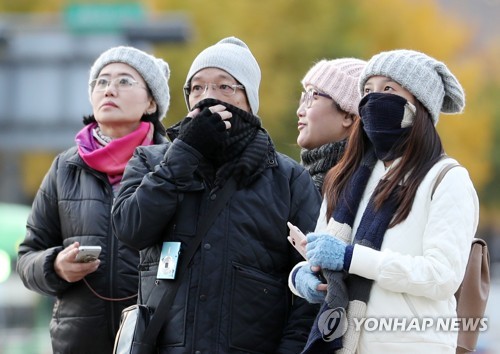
[112,139,322,354]
[17,134,168,354]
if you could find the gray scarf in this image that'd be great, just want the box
[300,140,348,192]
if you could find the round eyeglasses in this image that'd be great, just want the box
[90,76,147,92]
[184,83,245,98]
[300,89,332,109]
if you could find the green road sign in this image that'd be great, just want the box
[64,3,146,33]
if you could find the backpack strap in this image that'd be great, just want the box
[431,162,461,200]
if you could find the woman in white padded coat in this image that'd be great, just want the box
[289,49,479,353]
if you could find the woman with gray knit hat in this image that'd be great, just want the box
[17,45,170,353]
[290,49,479,353]
[112,36,322,353]
[296,58,366,192]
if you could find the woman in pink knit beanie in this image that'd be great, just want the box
[297,58,366,192]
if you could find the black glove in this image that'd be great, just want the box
[177,107,227,158]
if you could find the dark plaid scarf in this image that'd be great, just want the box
[167,98,271,189]
[300,140,347,193]
[302,148,402,353]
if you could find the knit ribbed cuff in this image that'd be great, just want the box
[288,261,308,298]
[343,245,354,271]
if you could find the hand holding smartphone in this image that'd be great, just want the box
[287,222,328,284]
[287,222,307,259]
[75,246,102,263]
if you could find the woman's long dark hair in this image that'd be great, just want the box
[322,100,444,227]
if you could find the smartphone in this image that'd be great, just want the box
[287,222,307,259]
[75,246,102,263]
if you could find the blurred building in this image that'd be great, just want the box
[0,5,190,204]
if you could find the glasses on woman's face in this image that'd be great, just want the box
[300,89,332,108]
[90,76,146,92]
[184,82,245,98]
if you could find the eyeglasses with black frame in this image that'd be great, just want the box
[300,89,333,109]
[90,76,146,92]
[184,83,245,98]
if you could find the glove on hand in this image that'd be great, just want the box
[306,233,348,271]
[293,264,326,304]
[177,107,227,158]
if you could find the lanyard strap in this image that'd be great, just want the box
[142,177,238,344]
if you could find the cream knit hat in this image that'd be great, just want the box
[89,46,170,120]
[184,37,261,114]
[302,58,366,116]
[359,49,465,124]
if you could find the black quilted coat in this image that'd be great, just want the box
[16,133,167,354]
[112,139,322,354]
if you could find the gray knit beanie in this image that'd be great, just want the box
[89,46,170,119]
[302,58,366,116]
[359,49,465,124]
[184,37,261,114]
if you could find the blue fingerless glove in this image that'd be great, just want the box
[306,233,352,271]
[292,264,326,304]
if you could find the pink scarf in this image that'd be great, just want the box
[76,122,154,187]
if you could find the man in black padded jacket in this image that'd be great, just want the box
[112,37,321,354]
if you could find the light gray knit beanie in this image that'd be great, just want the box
[359,49,465,124]
[302,58,366,116]
[184,37,261,114]
[88,46,170,119]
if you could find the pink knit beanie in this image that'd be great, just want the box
[301,58,366,116]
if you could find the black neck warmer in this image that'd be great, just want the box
[359,93,415,161]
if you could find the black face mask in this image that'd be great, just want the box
[359,93,416,161]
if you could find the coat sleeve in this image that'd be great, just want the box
[349,166,479,300]
[16,155,71,297]
[278,166,322,353]
[112,140,203,250]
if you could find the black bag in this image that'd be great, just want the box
[113,305,155,354]
[113,178,237,353]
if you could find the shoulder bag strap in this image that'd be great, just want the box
[431,162,461,200]
[142,177,238,344]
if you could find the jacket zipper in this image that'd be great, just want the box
[69,160,118,332]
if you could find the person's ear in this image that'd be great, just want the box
[146,100,157,115]
[342,113,356,129]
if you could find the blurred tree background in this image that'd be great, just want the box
[1,3,499,353]
[1,0,499,226]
